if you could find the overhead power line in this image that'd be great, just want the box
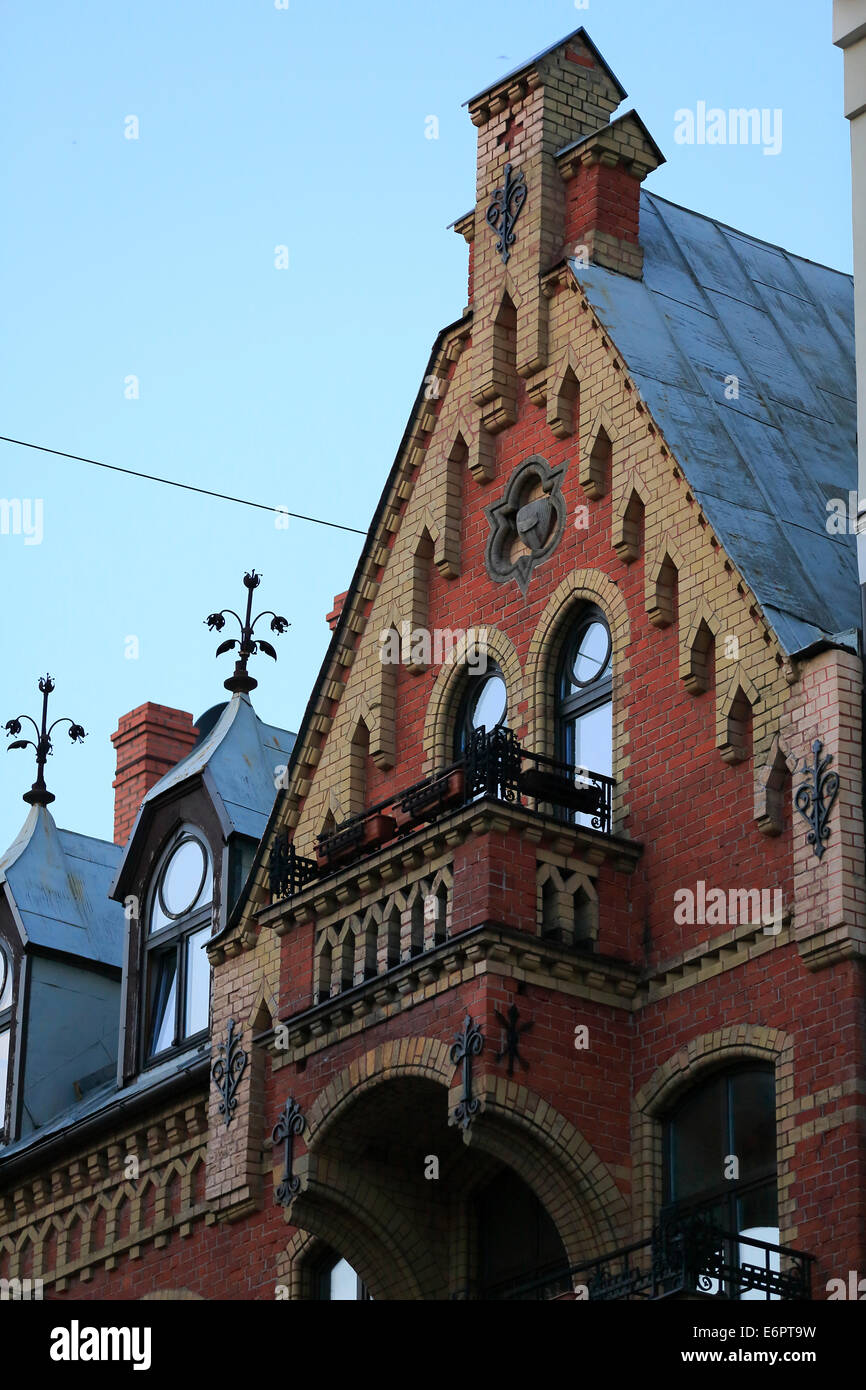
[0,435,367,537]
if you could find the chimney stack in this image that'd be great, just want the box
[110,703,198,846]
[457,29,663,434]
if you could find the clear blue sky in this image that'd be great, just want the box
[0,0,852,850]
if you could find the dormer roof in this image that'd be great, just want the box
[0,806,123,969]
[111,692,296,898]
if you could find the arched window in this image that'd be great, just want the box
[663,1065,778,1298]
[143,829,213,1063]
[0,943,11,1139]
[454,662,508,759]
[316,1254,371,1301]
[555,609,613,820]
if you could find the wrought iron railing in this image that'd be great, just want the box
[267,728,615,902]
[489,1212,813,1302]
[268,837,318,902]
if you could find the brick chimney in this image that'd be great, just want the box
[326,591,348,631]
[110,703,198,846]
[456,29,663,431]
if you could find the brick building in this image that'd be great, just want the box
[1,29,864,1302]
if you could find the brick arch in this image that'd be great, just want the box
[467,1078,629,1263]
[288,1160,435,1300]
[422,625,524,770]
[278,1213,426,1302]
[632,1026,794,1241]
[304,1037,455,1146]
[524,568,631,823]
[298,1043,627,1290]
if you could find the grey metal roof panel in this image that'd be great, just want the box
[463,27,627,107]
[128,694,295,843]
[570,190,859,653]
[0,808,123,968]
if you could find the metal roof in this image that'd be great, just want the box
[464,27,627,107]
[570,190,858,655]
[115,694,296,874]
[0,807,123,968]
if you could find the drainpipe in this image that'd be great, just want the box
[834,4,866,635]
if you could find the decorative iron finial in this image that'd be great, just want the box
[4,674,86,807]
[205,570,290,693]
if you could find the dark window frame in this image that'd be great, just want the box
[662,1063,778,1233]
[0,941,11,1139]
[555,605,613,771]
[140,828,213,1070]
[453,661,508,759]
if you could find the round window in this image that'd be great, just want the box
[570,621,611,687]
[158,839,208,919]
[468,670,507,733]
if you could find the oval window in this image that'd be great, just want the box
[160,838,208,917]
[569,620,611,688]
[468,671,508,733]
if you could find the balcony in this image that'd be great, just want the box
[488,1213,814,1302]
[268,726,615,904]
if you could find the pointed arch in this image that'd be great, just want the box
[546,347,583,439]
[612,472,650,563]
[754,731,795,836]
[473,285,520,433]
[680,600,721,694]
[716,666,761,763]
[346,713,371,817]
[581,406,617,500]
[646,537,685,628]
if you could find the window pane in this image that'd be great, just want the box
[737,1183,778,1233]
[667,1074,725,1203]
[160,839,207,917]
[184,926,211,1037]
[570,622,610,687]
[571,703,612,778]
[329,1258,360,1300]
[730,1069,775,1181]
[0,1027,9,1130]
[470,674,507,732]
[147,952,178,1056]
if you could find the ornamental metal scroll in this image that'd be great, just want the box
[485,162,527,264]
[450,1015,484,1129]
[272,1097,306,1206]
[794,739,839,861]
[210,1018,248,1126]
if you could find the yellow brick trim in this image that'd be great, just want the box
[422,624,524,771]
[524,568,631,825]
[631,1026,794,1242]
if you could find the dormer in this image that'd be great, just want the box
[0,678,124,1147]
[110,574,296,1085]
